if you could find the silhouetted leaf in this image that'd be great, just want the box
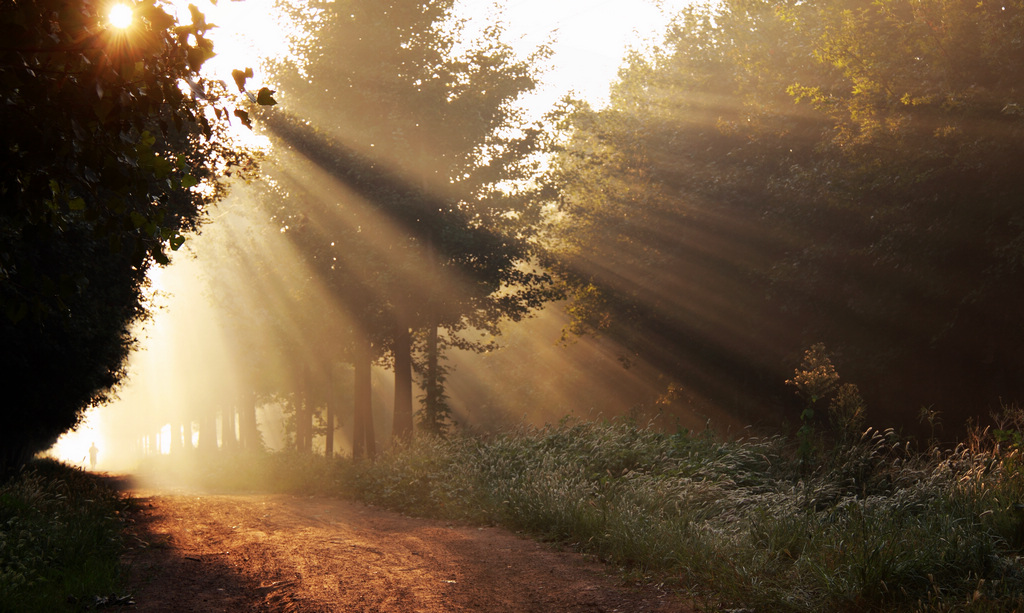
[234,109,252,128]
[256,87,277,106]
[231,67,253,92]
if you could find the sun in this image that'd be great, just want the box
[108,3,133,29]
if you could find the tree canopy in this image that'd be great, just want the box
[549,0,1024,431]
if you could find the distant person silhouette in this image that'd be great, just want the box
[89,442,99,470]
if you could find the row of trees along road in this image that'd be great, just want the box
[548,0,1024,433]
[0,0,272,474]
[195,0,559,458]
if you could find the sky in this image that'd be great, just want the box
[170,0,692,109]
[457,0,692,108]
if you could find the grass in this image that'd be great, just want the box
[0,460,129,613]
[162,416,1024,612]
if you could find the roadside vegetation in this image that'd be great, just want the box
[0,460,128,613]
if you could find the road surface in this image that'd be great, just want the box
[122,489,694,612]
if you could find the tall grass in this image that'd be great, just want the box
[155,416,1024,612]
[0,460,129,613]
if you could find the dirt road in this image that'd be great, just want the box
[122,489,694,612]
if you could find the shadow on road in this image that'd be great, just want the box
[116,480,269,612]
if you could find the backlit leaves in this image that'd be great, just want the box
[256,87,278,106]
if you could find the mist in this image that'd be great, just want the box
[45,0,1024,476]
[51,176,746,476]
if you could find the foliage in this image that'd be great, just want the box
[547,0,1024,432]
[992,403,1024,453]
[829,383,867,441]
[787,343,841,408]
[255,0,559,440]
[786,343,867,461]
[0,460,128,612]
[0,0,259,470]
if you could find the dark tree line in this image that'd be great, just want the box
[0,0,266,474]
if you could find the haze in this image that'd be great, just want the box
[49,0,706,472]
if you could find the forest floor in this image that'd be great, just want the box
[120,485,696,612]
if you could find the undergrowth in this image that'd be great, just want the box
[0,460,128,613]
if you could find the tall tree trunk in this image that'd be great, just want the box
[353,335,376,460]
[297,364,312,453]
[197,411,217,453]
[169,422,184,455]
[392,324,413,443]
[326,364,337,458]
[365,374,376,460]
[222,405,237,452]
[422,231,442,435]
[238,391,259,451]
[423,323,440,433]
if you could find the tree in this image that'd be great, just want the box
[263,0,556,446]
[549,0,1024,432]
[0,0,261,473]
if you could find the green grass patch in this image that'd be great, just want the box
[0,460,129,613]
